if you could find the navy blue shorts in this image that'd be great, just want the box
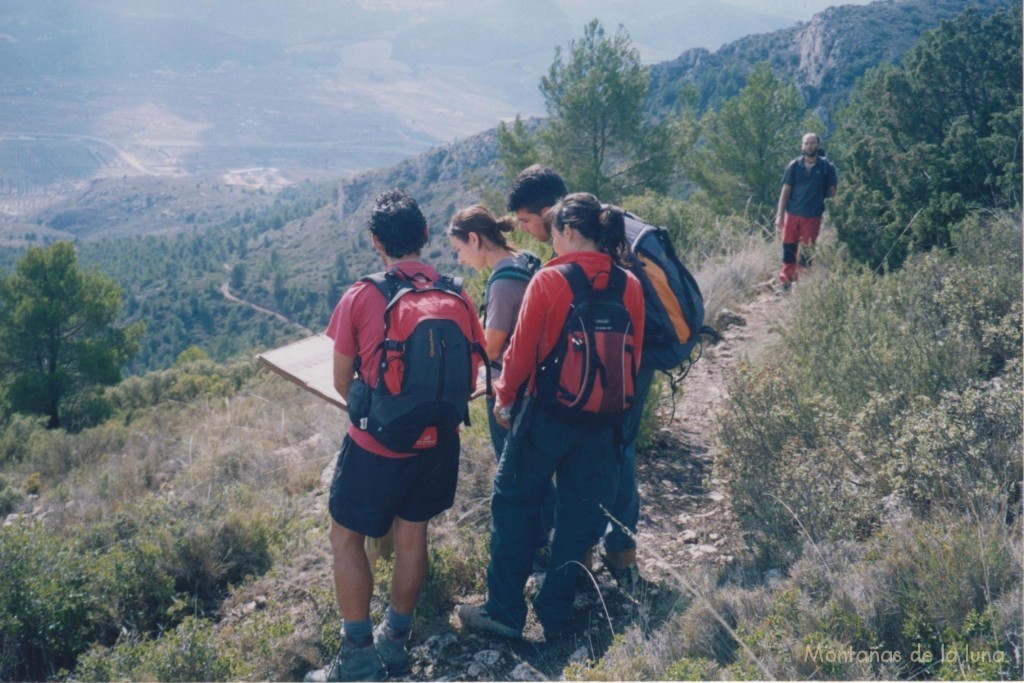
[328,433,460,537]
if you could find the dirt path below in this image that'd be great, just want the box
[636,287,784,584]
[219,281,314,335]
[409,288,789,681]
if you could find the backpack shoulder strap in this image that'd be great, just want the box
[434,272,464,296]
[556,261,627,299]
[361,269,421,312]
[554,262,589,301]
[487,252,542,287]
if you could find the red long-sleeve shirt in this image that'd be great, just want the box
[494,251,645,407]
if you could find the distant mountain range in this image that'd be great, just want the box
[0,0,858,183]
[1,0,1011,372]
[330,0,1012,256]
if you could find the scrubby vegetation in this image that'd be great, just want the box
[567,211,1022,682]
[0,3,1020,681]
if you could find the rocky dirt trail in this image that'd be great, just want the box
[227,288,790,681]
[398,288,788,681]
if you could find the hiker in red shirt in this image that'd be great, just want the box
[457,192,645,640]
[307,189,485,682]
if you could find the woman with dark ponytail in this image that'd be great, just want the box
[457,192,645,641]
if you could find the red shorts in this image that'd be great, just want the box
[782,214,822,245]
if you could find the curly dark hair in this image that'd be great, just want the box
[369,189,429,258]
[506,165,567,214]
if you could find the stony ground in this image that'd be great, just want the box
[228,287,789,681]
[396,288,788,681]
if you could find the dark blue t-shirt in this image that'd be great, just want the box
[783,156,838,218]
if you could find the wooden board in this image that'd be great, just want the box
[257,333,347,411]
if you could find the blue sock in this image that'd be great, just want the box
[386,606,413,636]
[343,618,373,647]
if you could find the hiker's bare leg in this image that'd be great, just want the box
[390,517,429,614]
[330,518,372,620]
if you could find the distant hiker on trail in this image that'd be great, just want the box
[774,132,838,289]
[307,189,486,682]
[457,193,645,641]
[502,164,658,591]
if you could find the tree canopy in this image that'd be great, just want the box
[683,63,821,222]
[0,242,143,429]
[830,5,1022,269]
[534,20,675,201]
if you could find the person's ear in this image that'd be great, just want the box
[371,232,386,255]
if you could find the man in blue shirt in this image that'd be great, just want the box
[774,133,838,288]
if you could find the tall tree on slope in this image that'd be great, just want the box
[0,242,143,429]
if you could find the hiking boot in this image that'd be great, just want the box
[304,638,385,682]
[603,548,650,593]
[607,562,644,592]
[455,604,522,639]
[374,623,411,677]
[531,544,551,572]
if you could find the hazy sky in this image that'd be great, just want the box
[0,0,880,177]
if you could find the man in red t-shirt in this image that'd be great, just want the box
[306,190,484,683]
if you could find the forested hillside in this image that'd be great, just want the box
[0,3,1020,679]
[2,0,1009,376]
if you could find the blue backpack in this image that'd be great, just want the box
[623,213,715,372]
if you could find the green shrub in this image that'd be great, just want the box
[107,358,256,416]
[860,513,1022,680]
[86,531,179,640]
[716,365,879,565]
[0,413,47,464]
[622,190,757,263]
[0,521,98,681]
[74,616,237,682]
[637,512,1020,681]
[716,241,1022,564]
[0,474,22,515]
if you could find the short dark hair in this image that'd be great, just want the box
[506,165,567,214]
[369,189,429,258]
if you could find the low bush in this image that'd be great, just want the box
[857,513,1022,680]
[0,474,23,515]
[74,616,237,682]
[0,521,98,681]
[0,413,47,464]
[591,513,1021,681]
[716,217,1022,564]
[107,358,256,417]
[0,484,292,680]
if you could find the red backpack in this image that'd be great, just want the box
[348,268,487,451]
[534,263,638,426]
